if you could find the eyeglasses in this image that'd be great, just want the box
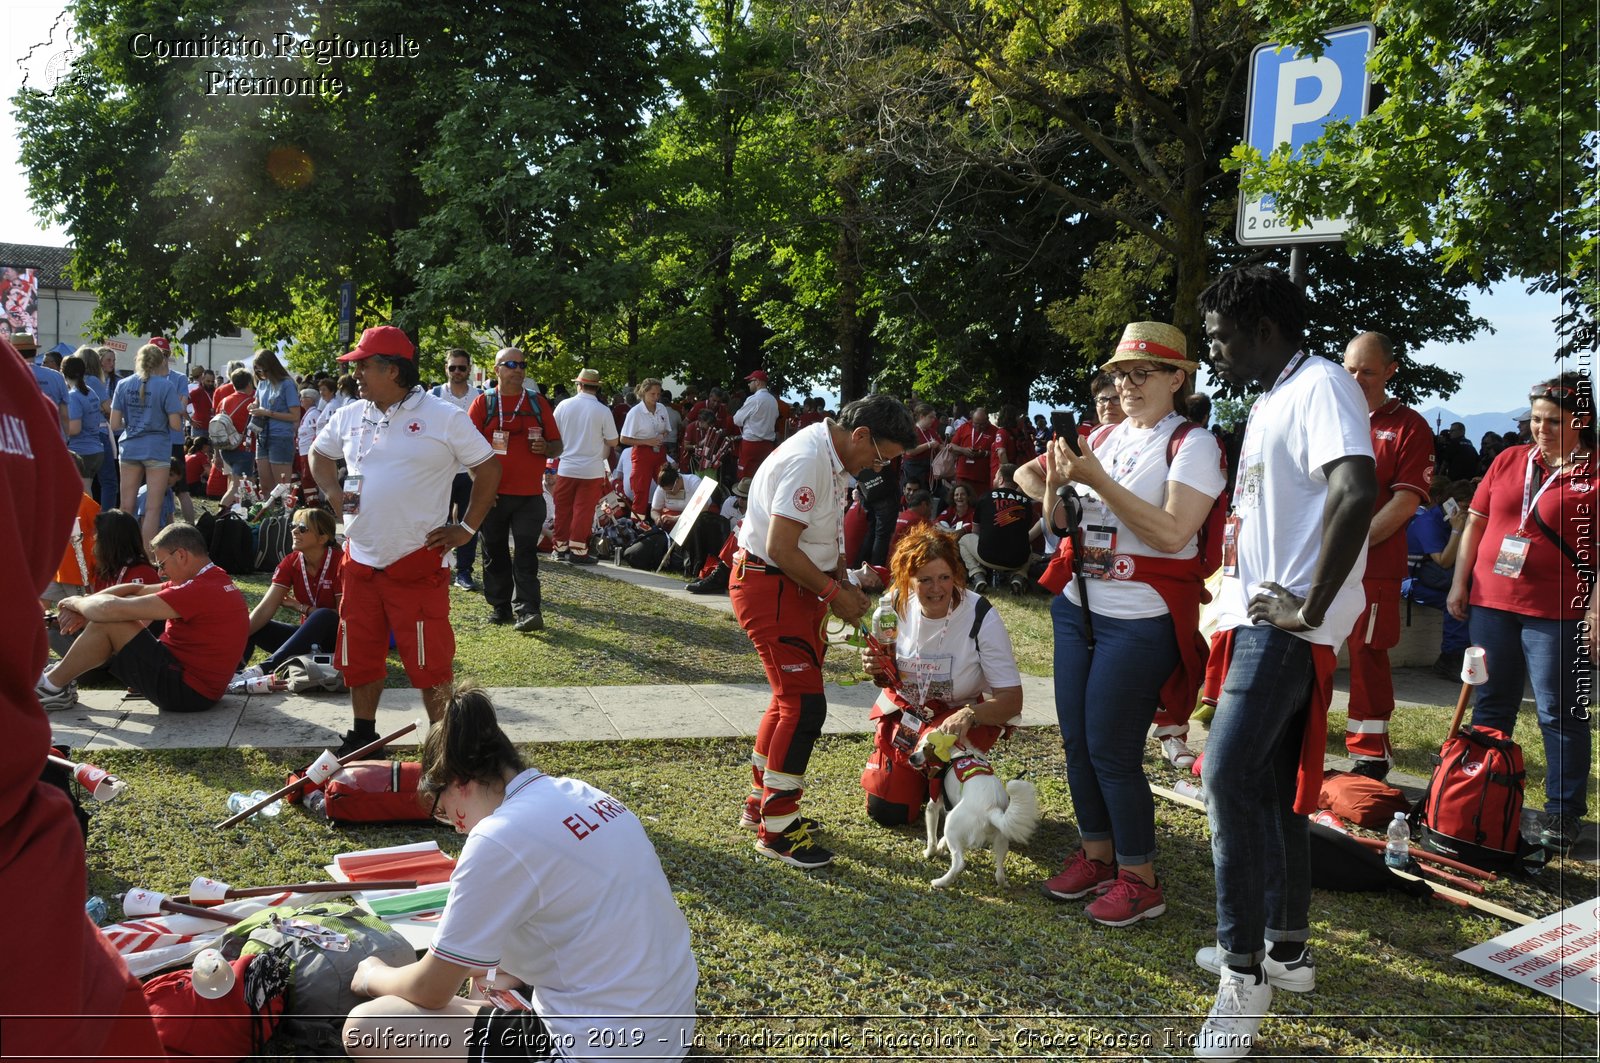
[1532,385,1576,400]
[427,786,449,823]
[1110,366,1176,387]
[290,523,310,533]
[1095,394,1121,407]
[153,549,183,573]
[498,360,527,370]
[871,437,890,469]
[447,365,470,373]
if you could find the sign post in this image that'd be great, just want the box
[337,281,355,348]
[1237,23,1376,249]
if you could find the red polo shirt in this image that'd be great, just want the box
[951,421,996,482]
[468,389,562,496]
[158,563,251,699]
[1364,397,1435,580]
[271,546,345,613]
[1470,444,1594,620]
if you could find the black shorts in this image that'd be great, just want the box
[470,1007,555,1062]
[108,629,216,714]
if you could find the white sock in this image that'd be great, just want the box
[39,675,63,693]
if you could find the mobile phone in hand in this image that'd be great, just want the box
[1443,497,1460,519]
[1050,411,1082,456]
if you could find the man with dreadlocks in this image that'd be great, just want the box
[1188,266,1376,1060]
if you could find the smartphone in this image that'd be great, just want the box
[1050,410,1082,456]
[1443,497,1460,519]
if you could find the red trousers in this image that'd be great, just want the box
[1346,578,1402,761]
[730,558,828,830]
[552,475,609,554]
[629,445,666,517]
[738,438,776,479]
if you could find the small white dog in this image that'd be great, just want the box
[909,731,1040,888]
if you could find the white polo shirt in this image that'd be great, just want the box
[650,473,703,517]
[429,770,697,1062]
[620,402,670,448]
[431,382,483,474]
[312,387,495,568]
[553,392,619,479]
[737,421,847,572]
[732,388,778,442]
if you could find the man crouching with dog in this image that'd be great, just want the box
[859,528,1035,886]
[732,394,916,869]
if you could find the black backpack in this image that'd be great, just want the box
[209,512,257,575]
[255,504,293,573]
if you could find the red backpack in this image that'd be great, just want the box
[1415,724,1529,871]
[144,952,291,1062]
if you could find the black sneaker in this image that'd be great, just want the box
[554,550,572,563]
[1348,758,1390,782]
[514,611,545,633]
[687,566,730,595]
[755,821,834,869]
[568,553,598,566]
[490,607,513,624]
[1537,812,1582,854]
[336,729,382,758]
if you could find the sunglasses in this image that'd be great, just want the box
[447,365,470,373]
[291,523,310,532]
[498,360,527,370]
[1532,385,1576,400]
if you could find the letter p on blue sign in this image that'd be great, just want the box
[1237,23,1375,246]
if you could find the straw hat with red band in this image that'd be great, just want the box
[1101,321,1196,373]
[337,325,415,362]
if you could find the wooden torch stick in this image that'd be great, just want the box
[214,720,420,829]
[1346,834,1498,881]
[174,880,419,905]
[159,898,243,925]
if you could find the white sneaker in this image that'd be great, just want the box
[35,679,78,711]
[1160,734,1198,770]
[1196,945,1315,992]
[1195,966,1272,1060]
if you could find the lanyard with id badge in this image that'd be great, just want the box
[1495,451,1564,579]
[344,398,403,519]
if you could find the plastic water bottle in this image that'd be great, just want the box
[226,790,282,818]
[85,896,109,926]
[1384,811,1411,869]
[303,789,328,819]
[870,598,898,645]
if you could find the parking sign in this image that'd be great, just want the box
[1237,23,1375,245]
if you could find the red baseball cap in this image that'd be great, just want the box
[149,336,171,352]
[338,325,415,362]
[744,369,768,382]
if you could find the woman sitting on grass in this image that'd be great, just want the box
[858,527,1024,826]
[234,507,342,685]
[90,509,159,591]
[344,685,699,1063]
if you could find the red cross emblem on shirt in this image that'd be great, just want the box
[1110,555,1136,580]
[793,486,816,512]
[405,420,424,435]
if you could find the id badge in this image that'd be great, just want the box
[1493,535,1531,578]
[892,714,922,752]
[342,475,363,518]
[1221,515,1241,577]
[528,426,543,452]
[1082,524,1116,579]
[491,430,509,455]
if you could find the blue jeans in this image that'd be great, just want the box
[1051,597,1178,865]
[1203,624,1315,968]
[1403,578,1470,655]
[1468,606,1593,817]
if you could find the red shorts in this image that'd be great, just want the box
[337,547,455,688]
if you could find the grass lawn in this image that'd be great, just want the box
[80,731,1596,1061]
[221,564,1062,688]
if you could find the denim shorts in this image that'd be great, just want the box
[224,448,257,476]
[121,457,171,470]
[256,430,295,465]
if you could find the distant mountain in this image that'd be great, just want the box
[1415,406,1528,445]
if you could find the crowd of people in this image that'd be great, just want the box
[11,260,1596,1061]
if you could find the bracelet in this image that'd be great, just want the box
[458,521,478,537]
[1297,607,1322,630]
[818,579,840,604]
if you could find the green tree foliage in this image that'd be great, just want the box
[1235,0,1597,352]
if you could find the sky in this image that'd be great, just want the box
[1,2,1569,418]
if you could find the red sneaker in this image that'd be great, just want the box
[1041,849,1116,901]
[1085,870,1166,926]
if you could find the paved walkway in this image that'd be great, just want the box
[49,556,1592,856]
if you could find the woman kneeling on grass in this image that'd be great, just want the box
[858,527,1024,827]
[344,686,698,1062]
